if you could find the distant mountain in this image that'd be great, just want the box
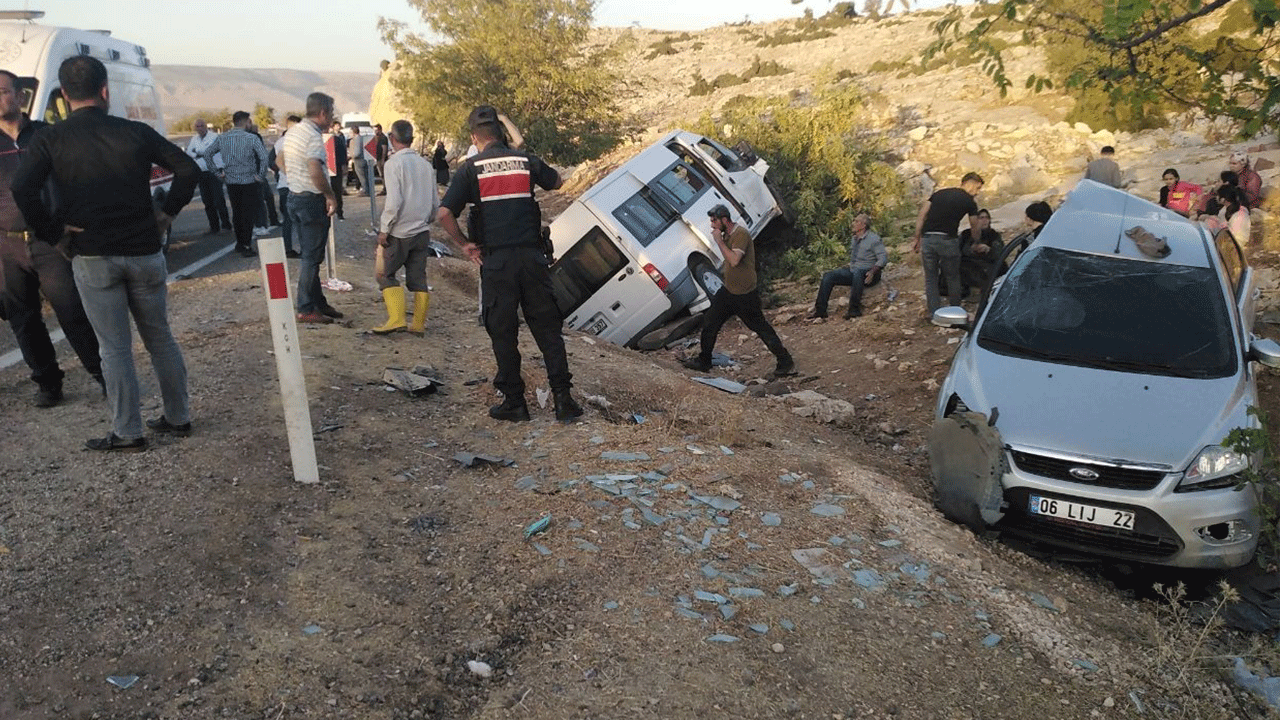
[151,65,379,122]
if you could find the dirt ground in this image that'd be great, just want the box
[0,191,1275,720]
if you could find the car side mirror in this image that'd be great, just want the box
[932,306,971,331]
[1250,338,1280,368]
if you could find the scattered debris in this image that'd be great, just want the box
[706,634,740,643]
[314,423,344,434]
[810,503,845,517]
[761,512,782,527]
[467,660,493,678]
[692,377,747,394]
[523,515,552,540]
[382,367,443,397]
[302,624,323,635]
[791,548,850,581]
[106,675,139,689]
[1233,658,1280,710]
[535,387,551,408]
[981,633,1002,648]
[453,452,515,468]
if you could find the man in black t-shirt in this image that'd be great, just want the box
[437,105,583,424]
[911,172,983,314]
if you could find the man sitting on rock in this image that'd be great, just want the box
[807,212,886,319]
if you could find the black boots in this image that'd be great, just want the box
[489,391,582,423]
[488,395,530,422]
[554,389,583,423]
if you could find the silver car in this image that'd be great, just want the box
[931,180,1280,569]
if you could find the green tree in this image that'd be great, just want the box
[927,0,1280,134]
[252,102,275,129]
[692,84,911,283]
[379,0,629,164]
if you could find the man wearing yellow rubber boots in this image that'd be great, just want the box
[372,120,436,336]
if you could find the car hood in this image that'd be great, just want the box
[949,344,1252,470]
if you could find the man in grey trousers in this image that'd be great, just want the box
[911,172,983,315]
[12,56,198,452]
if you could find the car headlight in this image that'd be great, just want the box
[1178,445,1249,490]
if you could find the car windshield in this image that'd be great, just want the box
[977,246,1236,378]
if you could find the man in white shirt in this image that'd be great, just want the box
[278,93,341,324]
[372,119,437,336]
[185,118,230,234]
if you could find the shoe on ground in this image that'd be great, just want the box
[319,305,344,319]
[34,385,63,408]
[773,358,798,377]
[296,311,334,324]
[489,396,531,422]
[85,433,147,452]
[844,307,863,319]
[285,250,302,259]
[553,390,584,423]
[147,416,192,436]
[682,356,712,372]
[806,309,827,320]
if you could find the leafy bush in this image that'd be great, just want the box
[691,84,913,284]
[646,37,679,59]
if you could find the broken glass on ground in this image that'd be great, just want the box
[791,548,851,582]
[107,675,139,689]
[692,377,747,394]
[523,515,552,539]
[928,410,1006,532]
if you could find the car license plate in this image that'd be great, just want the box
[1028,495,1134,531]
[586,318,607,335]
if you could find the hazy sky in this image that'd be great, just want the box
[13,0,955,74]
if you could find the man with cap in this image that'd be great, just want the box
[437,105,583,423]
[683,204,796,377]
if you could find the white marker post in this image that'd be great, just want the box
[258,236,319,484]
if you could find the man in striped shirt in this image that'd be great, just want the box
[199,111,267,257]
[278,93,341,324]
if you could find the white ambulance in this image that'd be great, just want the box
[0,12,174,221]
[548,130,784,348]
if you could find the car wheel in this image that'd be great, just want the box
[691,258,723,299]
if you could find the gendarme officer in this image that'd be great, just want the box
[437,105,583,423]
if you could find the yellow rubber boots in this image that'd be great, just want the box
[409,291,430,336]
[372,287,407,334]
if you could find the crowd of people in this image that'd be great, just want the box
[0,54,1272,449]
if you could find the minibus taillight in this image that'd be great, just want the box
[642,263,668,290]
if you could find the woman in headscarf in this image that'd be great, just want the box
[1202,185,1251,241]
[1227,151,1263,210]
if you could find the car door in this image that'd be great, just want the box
[691,137,778,233]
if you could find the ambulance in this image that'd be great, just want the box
[0,11,175,234]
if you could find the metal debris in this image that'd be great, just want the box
[453,452,515,468]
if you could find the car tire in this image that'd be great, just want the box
[691,257,724,299]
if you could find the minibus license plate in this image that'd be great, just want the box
[1028,495,1134,531]
[586,318,607,335]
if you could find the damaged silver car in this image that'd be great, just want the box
[930,180,1280,569]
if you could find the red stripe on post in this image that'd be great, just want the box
[266,262,289,300]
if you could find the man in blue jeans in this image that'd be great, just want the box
[277,93,340,323]
[807,212,886,319]
[12,56,199,452]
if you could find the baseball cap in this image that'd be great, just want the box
[468,105,499,130]
[707,204,731,220]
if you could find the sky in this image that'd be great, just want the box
[13,0,956,74]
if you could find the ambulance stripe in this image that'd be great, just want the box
[479,172,530,200]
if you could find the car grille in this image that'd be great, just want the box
[1010,451,1166,491]
[999,488,1183,561]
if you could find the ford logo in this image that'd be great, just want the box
[1069,466,1100,481]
